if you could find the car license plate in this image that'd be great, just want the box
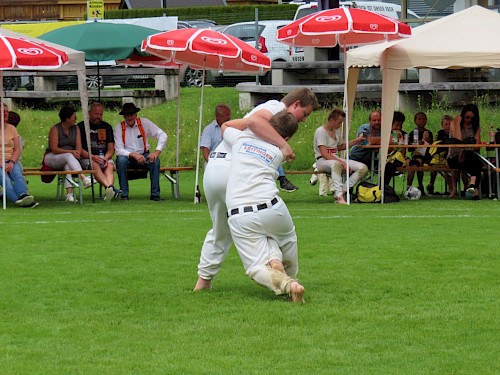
[132,75,149,79]
[292,56,304,62]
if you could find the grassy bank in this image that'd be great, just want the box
[12,87,500,171]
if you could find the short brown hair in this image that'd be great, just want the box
[327,109,345,121]
[282,88,320,110]
[269,110,298,139]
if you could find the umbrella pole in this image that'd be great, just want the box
[194,63,206,204]
[97,61,101,102]
[1,74,6,210]
[343,45,351,205]
[175,65,181,168]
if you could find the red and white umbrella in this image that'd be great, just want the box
[277,7,412,48]
[0,36,69,69]
[1,35,69,209]
[142,28,271,73]
[142,28,271,203]
[277,7,412,204]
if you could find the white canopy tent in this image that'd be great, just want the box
[344,5,500,201]
[1,27,89,209]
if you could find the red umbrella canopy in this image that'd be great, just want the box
[0,36,68,69]
[142,28,271,73]
[277,7,412,48]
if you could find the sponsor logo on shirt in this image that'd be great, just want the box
[238,142,277,165]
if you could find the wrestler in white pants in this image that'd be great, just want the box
[316,158,368,198]
[197,154,232,280]
[44,152,82,188]
[227,198,298,295]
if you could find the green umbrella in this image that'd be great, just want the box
[39,21,160,99]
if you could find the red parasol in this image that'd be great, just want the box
[277,7,412,204]
[142,28,271,203]
[277,7,411,48]
[1,35,69,209]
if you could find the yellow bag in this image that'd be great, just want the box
[428,141,447,166]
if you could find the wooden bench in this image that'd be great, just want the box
[23,169,97,204]
[102,166,194,199]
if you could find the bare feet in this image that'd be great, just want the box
[269,259,284,272]
[289,281,305,303]
[448,189,457,198]
[336,196,347,205]
[193,277,212,291]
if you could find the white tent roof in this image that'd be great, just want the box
[344,6,500,202]
[346,5,500,70]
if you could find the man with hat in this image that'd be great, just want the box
[113,102,167,201]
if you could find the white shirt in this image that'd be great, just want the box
[208,100,286,158]
[225,127,282,208]
[313,126,343,160]
[113,117,167,157]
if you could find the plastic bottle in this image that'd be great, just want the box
[98,149,105,167]
[489,124,495,143]
[413,128,419,145]
[392,130,398,144]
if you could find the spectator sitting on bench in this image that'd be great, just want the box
[349,110,381,169]
[407,112,433,195]
[44,106,92,203]
[78,102,120,201]
[1,103,38,208]
[427,114,454,196]
[113,103,167,201]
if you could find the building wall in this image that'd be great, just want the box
[0,0,121,21]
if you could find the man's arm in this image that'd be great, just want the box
[202,147,210,162]
[113,124,128,157]
[246,109,295,161]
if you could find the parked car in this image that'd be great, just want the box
[208,20,305,86]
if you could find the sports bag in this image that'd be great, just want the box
[354,181,400,203]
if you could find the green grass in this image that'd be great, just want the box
[3,87,499,373]
[1,172,499,374]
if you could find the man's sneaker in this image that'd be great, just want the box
[22,201,39,209]
[15,194,35,207]
[114,190,122,199]
[66,193,75,203]
[83,177,94,189]
[104,186,115,201]
[280,178,299,193]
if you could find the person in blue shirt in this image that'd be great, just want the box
[200,104,231,164]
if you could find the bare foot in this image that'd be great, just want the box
[193,277,212,291]
[290,281,305,303]
[448,190,457,198]
[336,196,347,205]
[269,259,284,273]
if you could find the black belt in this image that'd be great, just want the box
[228,197,279,217]
[209,152,227,159]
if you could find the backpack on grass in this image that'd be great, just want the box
[353,181,400,203]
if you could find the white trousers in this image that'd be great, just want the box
[44,152,82,188]
[197,160,233,280]
[228,198,298,295]
[316,158,368,198]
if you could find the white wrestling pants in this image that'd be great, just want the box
[316,158,368,198]
[197,157,233,280]
[227,198,298,295]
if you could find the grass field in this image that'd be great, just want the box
[1,171,498,374]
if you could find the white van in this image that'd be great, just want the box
[293,1,421,26]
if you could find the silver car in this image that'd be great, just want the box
[209,20,304,86]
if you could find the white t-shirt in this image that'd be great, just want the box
[225,128,282,208]
[313,126,343,160]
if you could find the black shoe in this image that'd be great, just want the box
[280,178,298,193]
[150,196,162,201]
[472,195,480,201]
[21,201,39,208]
[121,196,129,201]
[427,184,434,195]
